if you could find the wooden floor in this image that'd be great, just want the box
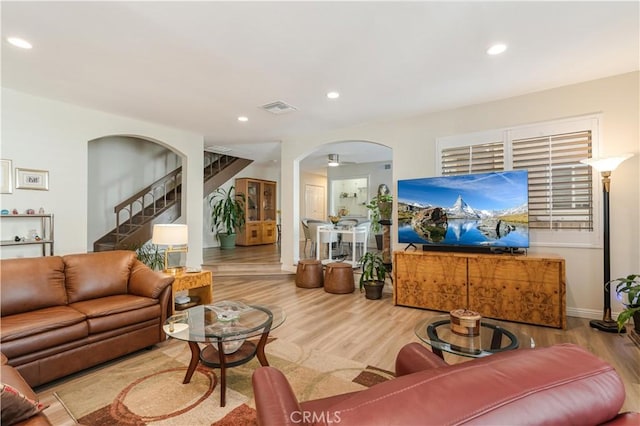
[205,243,640,412]
[37,243,640,424]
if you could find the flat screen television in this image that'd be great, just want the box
[397,170,529,252]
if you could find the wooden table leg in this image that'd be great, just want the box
[183,341,201,384]
[256,331,270,366]
[217,341,227,407]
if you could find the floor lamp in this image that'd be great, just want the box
[580,153,633,333]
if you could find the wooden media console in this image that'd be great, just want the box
[393,251,566,328]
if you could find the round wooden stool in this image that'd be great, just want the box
[295,259,323,288]
[324,262,355,294]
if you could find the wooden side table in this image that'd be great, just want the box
[171,270,213,314]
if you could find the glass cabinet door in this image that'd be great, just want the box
[263,182,276,221]
[247,181,261,222]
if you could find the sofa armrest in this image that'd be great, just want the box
[252,367,304,426]
[128,260,174,299]
[395,342,448,376]
[603,412,640,425]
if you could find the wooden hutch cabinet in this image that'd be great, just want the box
[235,178,277,246]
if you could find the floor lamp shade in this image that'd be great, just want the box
[580,153,633,333]
[152,224,189,273]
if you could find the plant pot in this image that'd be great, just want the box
[363,280,384,300]
[633,311,640,334]
[218,233,237,250]
[375,234,383,250]
[377,201,392,221]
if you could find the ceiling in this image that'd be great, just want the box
[2,2,638,169]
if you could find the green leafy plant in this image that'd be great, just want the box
[614,274,640,332]
[365,194,393,234]
[210,186,246,236]
[127,242,164,270]
[358,251,387,291]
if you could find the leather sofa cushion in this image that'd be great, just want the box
[64,251,136,303]
[70,295,159,334]
[0,322,88,360]
[86,306,160,334]
[0,257,67,317]
[0,306,86,342]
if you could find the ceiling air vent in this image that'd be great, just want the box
[261,100,297,115]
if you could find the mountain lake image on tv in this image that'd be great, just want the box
[397,170,529,249]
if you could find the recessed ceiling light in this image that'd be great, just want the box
[487,43,507,56]
[327,91,340,99]
[237,116,248,122]
[7,37,32,49]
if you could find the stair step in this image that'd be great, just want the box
[202,262,292,277]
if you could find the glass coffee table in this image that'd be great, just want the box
[414,314,534,359]
[164,300,285,406]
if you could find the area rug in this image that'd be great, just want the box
[52,339,393,425]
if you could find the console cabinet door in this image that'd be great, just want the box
[394,252,467,311]
[467,257,566,328]
[261,222,277,244]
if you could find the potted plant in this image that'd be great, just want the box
[614,274,640,333]
[365,193,393,249]
[358,251,387,300]
[128,241,164,270]
[209,186,246,250]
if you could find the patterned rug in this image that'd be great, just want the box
[52,339,393,425]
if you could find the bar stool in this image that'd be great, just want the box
[324,262,355,294]
[295,259,323,288]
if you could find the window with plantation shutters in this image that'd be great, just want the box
[436,115,601,248]
[512,131,592,231]
[441,142,504,176]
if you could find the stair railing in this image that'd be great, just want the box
[113,167,182,246]
[204,152,235,180]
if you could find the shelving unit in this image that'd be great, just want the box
[235,178,277,246]
[0,214,54,256]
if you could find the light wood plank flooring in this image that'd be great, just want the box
[204,243,639,412]
[37,244,640,424]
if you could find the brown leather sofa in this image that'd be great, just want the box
[253,343,639,425]
[0,251,173,388]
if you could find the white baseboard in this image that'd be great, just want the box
[567,307,625,320]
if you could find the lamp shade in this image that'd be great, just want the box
[579,153,634,172]
[152,224,188,246]
[328,154,340,167]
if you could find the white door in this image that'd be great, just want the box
[305,184,325,220]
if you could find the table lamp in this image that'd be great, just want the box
[580,153,633,333]
[152,224,189,275]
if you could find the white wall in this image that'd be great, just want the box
[87,136,181,249]
[1,88,205,267]
[280,72,640,319]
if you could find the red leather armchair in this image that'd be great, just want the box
[252,343,638,425]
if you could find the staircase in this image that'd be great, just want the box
[93,152,253,252]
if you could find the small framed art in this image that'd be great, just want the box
[15,168,49,190]
[0,159,12,193]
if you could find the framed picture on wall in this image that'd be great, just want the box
[15,168,49,190]
[0,159,12,193]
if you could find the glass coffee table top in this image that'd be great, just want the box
[164,300,286,345]
[415,314,535,358]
